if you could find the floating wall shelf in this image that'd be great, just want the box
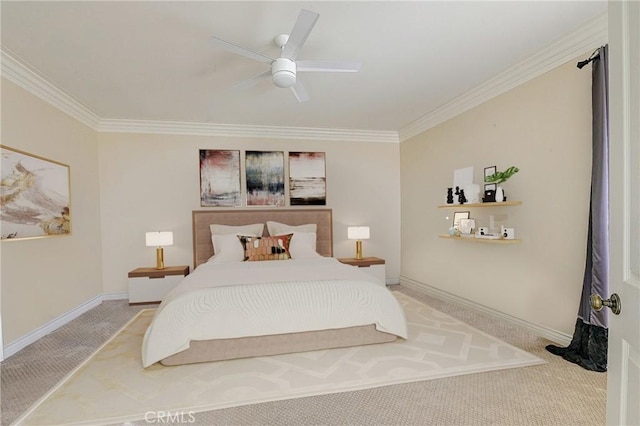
[438,235,522,244]
[438,201,522,208]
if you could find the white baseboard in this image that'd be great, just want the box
[386,276,400,286]
[400,275,572,346]
[102,292,129,301]
[2,292,128,360]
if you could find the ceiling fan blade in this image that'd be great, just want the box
[281,9,319,60]
[297,60,361,72]
[210,36,275,64]
[290,80,310,102]
[232,69,272,90]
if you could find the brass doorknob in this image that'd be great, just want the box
[590,293,621,315]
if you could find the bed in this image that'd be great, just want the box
[141,209,407,367]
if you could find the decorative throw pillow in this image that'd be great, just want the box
[238,234,293,261]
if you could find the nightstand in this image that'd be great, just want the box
[128,265,189,305]
[337,257,386,286]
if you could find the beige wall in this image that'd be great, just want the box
[400,57,593,335]
[1,51,590,348]
[97,133,401,294]
[1,79,103,344]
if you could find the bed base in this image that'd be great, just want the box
[160,324,397,366]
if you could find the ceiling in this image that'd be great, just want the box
[1,1,607,135]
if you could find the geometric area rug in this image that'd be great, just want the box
[14,292,545,425]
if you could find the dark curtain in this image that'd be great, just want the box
[546,45,610,372]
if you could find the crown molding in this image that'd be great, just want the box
[1,48,101,130]
[98,119,400,143]
[398,13,609,142]
[1,47,398,143]
[2,9,607,146]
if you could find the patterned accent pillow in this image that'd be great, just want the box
[238,234,293,261]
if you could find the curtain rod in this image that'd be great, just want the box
[577,48,601,69]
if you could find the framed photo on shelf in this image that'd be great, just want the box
[484,166,497,182]
[484,183,497,192]
[452,211,470,230]
[458,218,475,235]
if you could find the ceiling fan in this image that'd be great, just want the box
[210,9,361,102]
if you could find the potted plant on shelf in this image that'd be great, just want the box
[485,166,519,202]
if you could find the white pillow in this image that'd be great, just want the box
[210,234,246,262]
[210,223,264,236]
[266,221,316,236]
[209,223,264,262]
[288,231,321,259]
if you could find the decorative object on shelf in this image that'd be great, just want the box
[463,183,481,204]
[458,189,467,204]
[448,226,460,237]
[501,226,515,240]
[484,166,497,182]
[458,218,475,235]
[347,226,370,260]
[453,166,474,188]
[146,231,174,270]
[446,187,454,204]
[452,211,470,230]
[484,183,497,192]
[485,166,519,203]
[1,145,71,240]
[484,166,519,184]
[482,189,496,203]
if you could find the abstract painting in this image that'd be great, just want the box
[289,152,326,205]
[245,151,285,206]
[200,150,241,207]
[1,145,71,240]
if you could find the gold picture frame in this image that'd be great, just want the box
[1,145,71,241]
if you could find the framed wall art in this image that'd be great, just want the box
[199,150,241,207]
[245,151,285,206]
[289,152,326,205]
[484,166,497,182]
[1,145,71,241]
[452,211,470,230]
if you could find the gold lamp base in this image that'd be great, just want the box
[355,240,363,260]
[156,247,165,270]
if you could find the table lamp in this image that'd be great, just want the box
[347,226,370,260]
[145,231,173,270]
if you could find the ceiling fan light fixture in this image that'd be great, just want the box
[272,58,296,88]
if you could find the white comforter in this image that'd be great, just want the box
[141,257,408,367]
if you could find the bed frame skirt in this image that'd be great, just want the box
[160,325,397,366]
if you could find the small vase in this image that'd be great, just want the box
[495,186,504,202]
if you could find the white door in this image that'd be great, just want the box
[607,1,640,425]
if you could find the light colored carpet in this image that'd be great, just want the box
[15,292,544,425]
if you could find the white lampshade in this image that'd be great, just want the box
[145,231,173,247]
[347,226,370,240]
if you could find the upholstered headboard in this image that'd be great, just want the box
[192,209,333,269]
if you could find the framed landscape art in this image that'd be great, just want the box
[199,150,241,207]
[1,145,71,241]
[245,151,285,206]
[289,152,326,205]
